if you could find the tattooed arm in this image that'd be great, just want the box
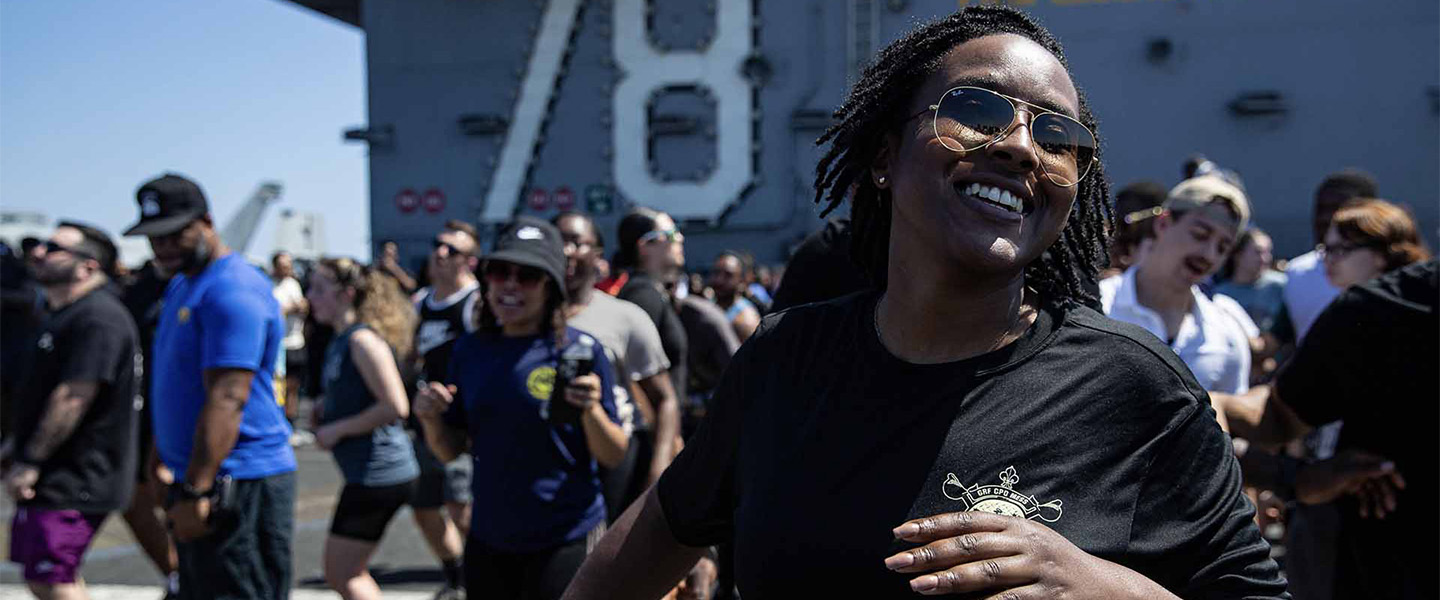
[6,381,99,501]
[22,381,100,462]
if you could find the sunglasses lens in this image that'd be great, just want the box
[483,263,545,285]
[935,87,1017,152]
[935,87,1097,187]
[483,263,509,280]
[1031,114,1096,187]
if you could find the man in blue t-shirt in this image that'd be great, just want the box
[124,173,296,600]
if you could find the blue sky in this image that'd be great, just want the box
[0,0,368,262]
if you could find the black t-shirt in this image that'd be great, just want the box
[619,272,688,399]
[415,285,479,384]
[1275,259,1438,599]
[658,291,1286,598]
[14,287,141,513]
[770,218,871,313]
[123,263,170,402]
[677,295,739,399]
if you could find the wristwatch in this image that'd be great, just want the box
[171,481,215,502]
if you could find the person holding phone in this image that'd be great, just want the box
[415,217,627,600]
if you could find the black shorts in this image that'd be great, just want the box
[329,480,416,542]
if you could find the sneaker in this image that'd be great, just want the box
[432,585,466,600]
[289,430,316,447]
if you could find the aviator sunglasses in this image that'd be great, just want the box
[908,86,1097,188]
[483,262,545,286]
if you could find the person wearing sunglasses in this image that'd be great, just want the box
[564,7,1285,599]
[408,220,481,600]
[4,222,141,600]
[609,207,691,417]
[1319,198,1431,291]
[415,217,626,599]
[305,258,420,600]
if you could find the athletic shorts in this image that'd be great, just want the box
[9,508,106,584]
[329,480,416,542]
[412,435,472,509]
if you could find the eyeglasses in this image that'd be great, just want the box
[1317,241,1368,260]
[562,240,594,255]
[483,262,546,286]
[43,240,96,262]
[909,86,1097,188]
[639,228,684,245]
[433,239,468,257]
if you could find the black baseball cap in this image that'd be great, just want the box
[124,173,210,237]
[485,216,568,300]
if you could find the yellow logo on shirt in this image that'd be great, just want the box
[177,307,191,324]
[526,366,556,401]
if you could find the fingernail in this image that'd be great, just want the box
[884,553,914,569]
[893,523,918,538]
[910,575,938,592]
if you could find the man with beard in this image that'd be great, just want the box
[4,222,140,600]
[1099,175,1258,398]
[124,174,296,600]
[707,252,761,341]
[552,212,678,518]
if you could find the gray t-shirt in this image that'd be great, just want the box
[569,292,671,432]
[322,324,420,486]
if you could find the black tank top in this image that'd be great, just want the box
[414,284,479,384]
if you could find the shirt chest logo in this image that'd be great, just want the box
[416,320,455,355]
[943,466,1064,523]
[177,306,191,324]
[36,333,53,352]
[526,366,556,401]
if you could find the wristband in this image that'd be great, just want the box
[171,480,216,502]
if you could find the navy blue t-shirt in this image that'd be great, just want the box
[152,254,295,479]
[444,327,619,553]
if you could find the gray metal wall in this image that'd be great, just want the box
[360,0,1439,270]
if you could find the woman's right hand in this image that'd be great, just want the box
[415,381,457,420]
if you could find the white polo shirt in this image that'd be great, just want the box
[1099,269,1255,394]
[1282,249,1340,343]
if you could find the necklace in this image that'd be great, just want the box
[873,291,1027,357]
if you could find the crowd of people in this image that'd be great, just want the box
[0,5,1435,600]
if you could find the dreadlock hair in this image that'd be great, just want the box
[812,5,1114,310]
[319,257,417,360]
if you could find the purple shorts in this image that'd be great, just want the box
[8,508,106,584]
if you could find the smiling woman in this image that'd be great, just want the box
[562,6,1287,599]
[414,217,629,599]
